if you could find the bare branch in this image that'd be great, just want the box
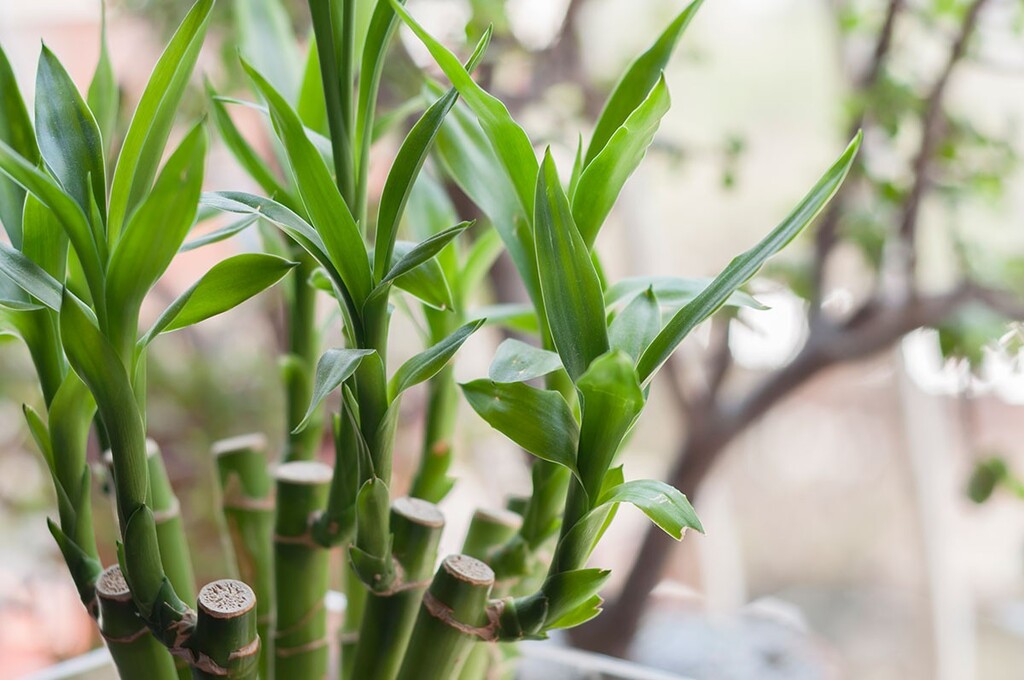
[898,0,992,266]
[810,0,906,320]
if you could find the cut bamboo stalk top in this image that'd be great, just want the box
[212,433,268,457]
[442,555,494,586]
[274,460,333,485]
[393,497,445,528]
[472,507,523,529]
[96,564,131,601]
[198,579,256,619]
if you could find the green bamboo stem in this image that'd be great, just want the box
[396,555,496,680]
[188,579,260,680]
[349,497,445,680]
[283,255,322,463]
[96,565,178,680]
[339,562,366,680]
[458,509,523,680]
[409,363,459,503]
[213,434,275,679]
[273,461,332,679]
[147,439,197,602]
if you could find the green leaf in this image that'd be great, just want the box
[461,379,579,475]
[637,132,862,384]
[389,240,456,311]
[576,351,644,500]
[201,192,332,273]
[297,37,327,134]
[599,479,703,539]
[467,303,540,335]
[535,150,608,382]
[22,193,69,281]
[608,287,660,362]
[489,338,563,383]
[294,348,376,433]
[22,403,54,473]
[0,44,38,248]
[605,276,764,311]
[380,221,472,287]
[234,0,301,103]
[242,59,372,305]
[141,253,298,344]
[0,140,103,304]
[355,0,404,179]
[106,124,206,347]
[35,45,106,220]
[0,241,63,310]
[391,0,538,215]
[373,29,491,280]
[179,214,259,253]
[540,568,610,629]
[584,0,702,166]
[206,81,290,202]
[87,1,119,152]
[389,319,484,399]
[572,76,670,247]
[546,595,604,631]
[107,0,214,240]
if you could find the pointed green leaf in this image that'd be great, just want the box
[390,0,538,215]
[489,338,563,383]
[576,351,644,500]
[295,349,376,433]
[540,568,610,628]
[141,253,298,344]
[107,0,214,239]
[573,75,670,247]
[242,59,372,305]
[461,379,579,474]
[373,28,490,280]
[535,150,608,382]
[235,0,302,102]
[467,303,540,335]
[380,221,472,286]
[206,81,290,202]
[106,124,206,344]
[389,240,455,311]
[0,241,62,310]
[460,226,503,294]
[605,275,764,311]
[389,319,484,399]
[179,213,259,253]
[609,287,660,362]
[0,45,38,248]
[35,45,106,220]
[297,37,327,134]
[0,140,103,303]
[599,479,703,539]
[87,1,119,151]
[355,0,405,179]
[637,132,862,384]
[22,194,69,280]
[584,0,702,165]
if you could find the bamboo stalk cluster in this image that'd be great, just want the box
[0,0,861,678]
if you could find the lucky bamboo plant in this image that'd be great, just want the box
[0,1,290,677]
[0,0,863,678]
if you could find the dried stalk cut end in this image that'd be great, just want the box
[198,579,256,618]
[393,496,445,528]
[274,460,333,486]
[212,433,268,457]
[96,563,132,601]
[442,554,495,587]
[191,579,260,680]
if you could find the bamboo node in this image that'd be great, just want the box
[421,591,499,642]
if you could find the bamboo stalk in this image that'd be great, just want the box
[96,565,179,680]
[283,255,322,463]
[189,579,260,680]
[274,461,332,678]
[396,555,496,680]
[147,440,197,602]
[458,509,523,680]
[349,497,445,680]
[213,434,275,679]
